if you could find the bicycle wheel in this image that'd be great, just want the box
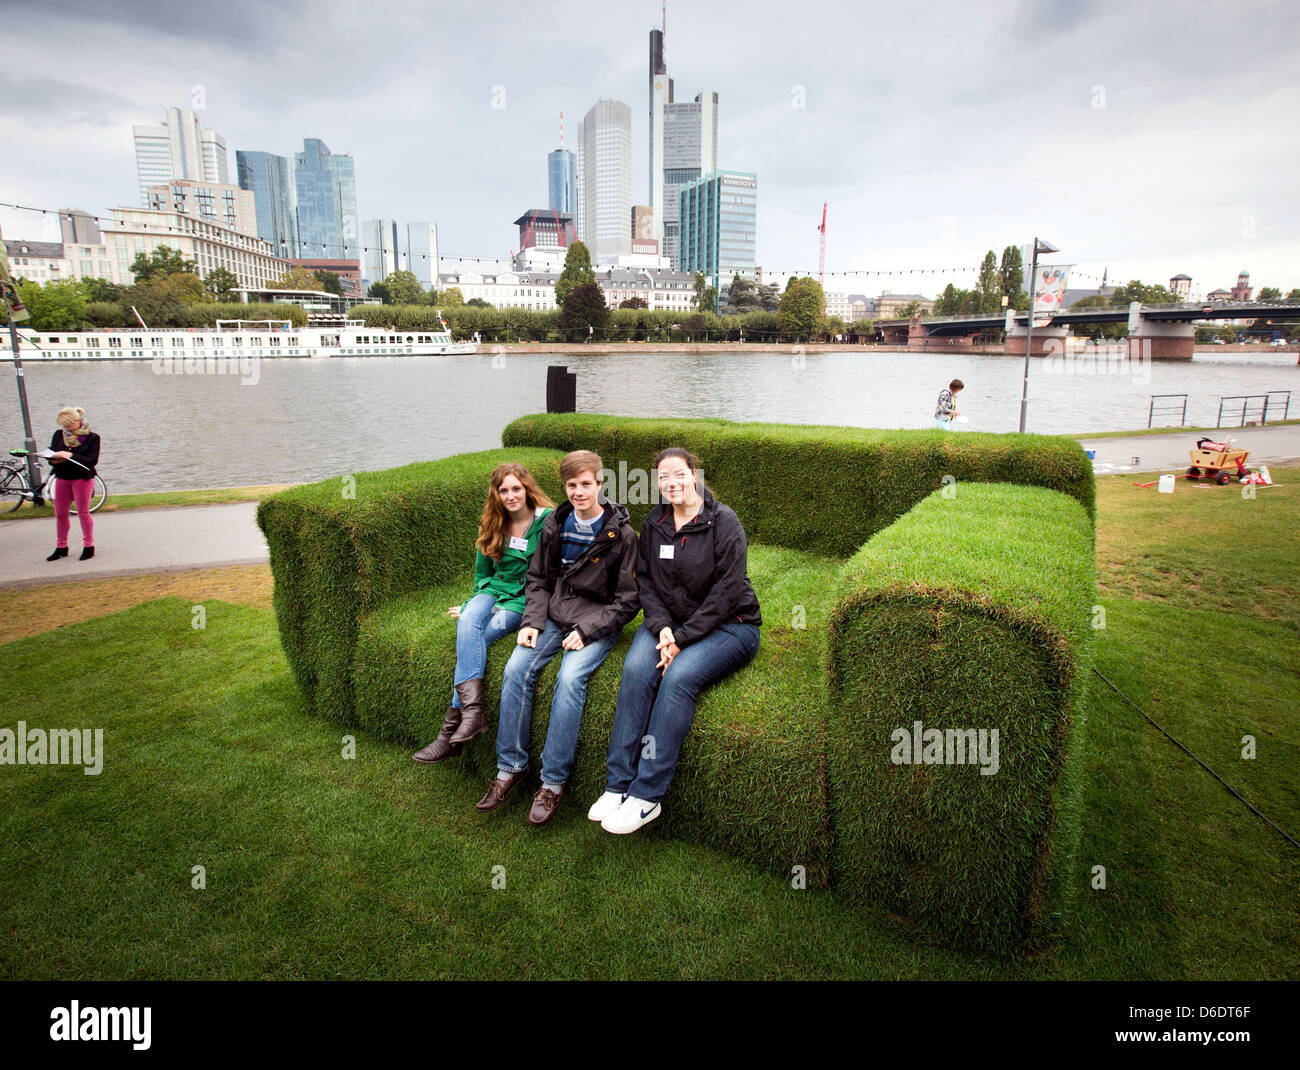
[48,476,107,514]
[88,475,107,513]
[0,465,28,513]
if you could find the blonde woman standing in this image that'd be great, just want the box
[45,406,100,562]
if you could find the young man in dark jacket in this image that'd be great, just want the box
[472,450,640,825]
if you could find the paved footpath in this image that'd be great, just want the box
[1,424,1296,589]
[1077,424,1300,475]
[0,502,266,589]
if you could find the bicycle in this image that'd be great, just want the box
[1,449,108,514]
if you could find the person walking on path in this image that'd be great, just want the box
[45,406,100,562]
[935,379,964,430]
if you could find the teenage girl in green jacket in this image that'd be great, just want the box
[413,463,554,764]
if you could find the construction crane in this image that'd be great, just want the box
[817,203,827,288]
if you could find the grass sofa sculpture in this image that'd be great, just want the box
[256,413,1096,955]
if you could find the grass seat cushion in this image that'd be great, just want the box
[354,542,845,883]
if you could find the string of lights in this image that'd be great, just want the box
[2,201,1116,284]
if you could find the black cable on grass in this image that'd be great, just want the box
[1091,666,1299,850]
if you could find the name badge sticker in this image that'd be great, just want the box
[508,535,529,552]
[659,544,675,559]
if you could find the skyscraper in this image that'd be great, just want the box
[361,220,439,291]
[294,138,356,260]
[236,150,299,258]
[132,106,229,206]
[677,171,758,284]
[648,27,718,268]
[548,149,576,216]
[578,99,632,265]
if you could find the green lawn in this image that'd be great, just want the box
[1,473,1297,979]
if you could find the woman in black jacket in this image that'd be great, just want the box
[589,447,761,834]
[45,406,100,562]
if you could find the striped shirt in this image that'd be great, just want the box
[560,507,605,565]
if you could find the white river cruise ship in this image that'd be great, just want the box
[0,318,480,361]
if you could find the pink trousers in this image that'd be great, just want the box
[54,478,94,549]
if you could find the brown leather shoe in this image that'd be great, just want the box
[448,679,486,744]
[527,786,563,826]
[476,770,528,812]
[412,705,464,763]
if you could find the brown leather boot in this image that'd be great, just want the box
[476,769,528,811]
[412,705,464,764]
[447,679,487,744]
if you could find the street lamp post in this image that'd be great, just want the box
[1018,237,1059,433]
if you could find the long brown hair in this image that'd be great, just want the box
[477,463,555,560]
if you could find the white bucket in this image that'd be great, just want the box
[1158,473,1176,494]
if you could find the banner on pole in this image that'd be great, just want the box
[1032,263,1072,318]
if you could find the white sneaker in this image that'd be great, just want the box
[600,795,661,835]
[587,791,625,822]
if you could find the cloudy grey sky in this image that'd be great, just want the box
[3,0,1297,297]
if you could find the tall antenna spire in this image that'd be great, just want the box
[662,0,666,35]
[559,111,564,150]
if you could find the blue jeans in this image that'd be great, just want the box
[605,621,760,803]
[496,617,617,785]
[450,592,522,708]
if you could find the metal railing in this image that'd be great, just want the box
[1216,390,1291,428]
[1147,394,1188,428]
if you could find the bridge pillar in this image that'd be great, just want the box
[1003,311,1069,356]
[1127,301,1194,360]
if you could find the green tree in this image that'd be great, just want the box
[723,274,761,313]
[130,244,196,283]
[270,266,321,290]
[1218,324,1238,343]
[1109,280,1178,306]
[83,277,121,303]
[367,281,391,304]
[205,267,239,300]
[434,287,464,308]
[15,279,87,330]
[756,282,781,311]
[999,245,1024,303]
[898,300,922,319]
[557,281,608,338]
[382,269,425,305]
[1285,289,1300,302]
[555,241,596,306]
[976,250,1000,313]
[1257,286,1281,302]
[692,272,717,312]
[313,270,344,296]
[465,297,492,308]
[620,296,648,309]
[777,276,825,338]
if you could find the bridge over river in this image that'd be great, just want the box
[877,301,1300,360]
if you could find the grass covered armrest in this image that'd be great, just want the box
[255,448,565,726]
[826,482,1096,953]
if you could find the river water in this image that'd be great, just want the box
[2,348,1295,493]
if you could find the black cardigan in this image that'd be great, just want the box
[48,429,100,480]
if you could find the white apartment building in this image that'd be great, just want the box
[439,270,559,311]
[436,267,700,313]
[102,207,287,290]
[4,238,115,286]
[133,106,230,206]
